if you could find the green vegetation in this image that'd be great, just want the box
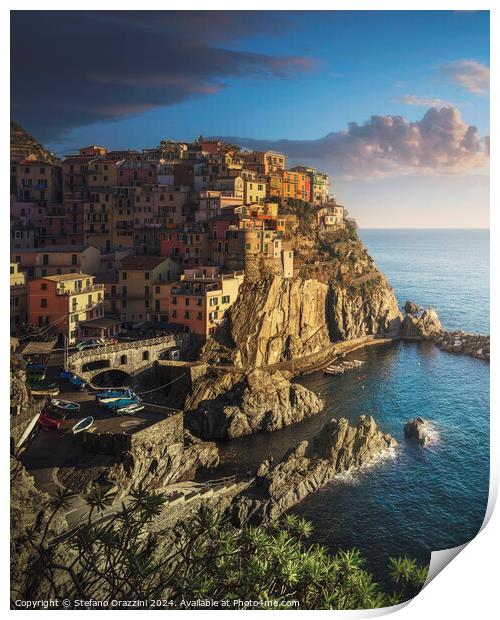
[15,487,428,610]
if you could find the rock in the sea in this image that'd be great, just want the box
[404,300,421,314]
[404,417,434,447]
[401,307,443,339]
[233,415,396,525]
[186,368,324,439]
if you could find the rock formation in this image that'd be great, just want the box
[232,415,397,525]
[404,417,434,447]
[10,458,67,598]
[432,331,490,361]
[203,238,401,368]
[186,367,324,439]
[401,306,443,339]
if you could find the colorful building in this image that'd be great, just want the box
[118,255,183,323]
[27,273,105,344]
[16,155,61,205]
[166,271,245,337]
[10,262,27,332]
[11,246,101,280]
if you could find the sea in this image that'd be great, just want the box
[220,229,490,587]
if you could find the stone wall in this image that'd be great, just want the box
[80,411,184,457]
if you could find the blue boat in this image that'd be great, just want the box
[69,375,86,389]
[104,396,141,410]
[96,388,134,403]
[60,369,74,381]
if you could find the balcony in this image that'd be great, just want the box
[58,284,105,296]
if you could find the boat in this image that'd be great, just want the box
[104,396,141,410]
[323,365,345,376]
[69,375,86,389]
[96,388,135,403]
[59,369,74,381]
[50,398,80,413]
[72,416,94,434]
[38,413,61,430]
[29,379,60,397]
[115,402,145,415]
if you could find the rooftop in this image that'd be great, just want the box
[120,256,169,271]
[11,245,96,254]
[42,273,94,283]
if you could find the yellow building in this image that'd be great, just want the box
[27,273,105,344]
[87,157,124,188]
[243,179,267,205]
[10,263,27,332]
[118,256,183,323]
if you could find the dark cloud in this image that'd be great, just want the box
[221,107,489,179]
[11,11,314,141]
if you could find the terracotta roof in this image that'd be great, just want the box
[42,273,93,282]
[17,158,52,166]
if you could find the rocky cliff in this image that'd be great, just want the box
[232,415,397,525]
[185,367,324,439]
[203,237,401,368]
[11,121,59,164]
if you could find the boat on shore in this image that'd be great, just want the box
[104,396,141,410]
[29,379,60,397]
[72,416,94,434]
[115,402,145,415]
[50,398,80,413]
[38,413,61,430]
[97,388,135,403]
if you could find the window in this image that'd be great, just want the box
[172,309,177,318]
[10,266,14,274]
[142,351,149,361]
[209,297,218,306]
[222,295,230,304]
[145,272,150,280]
[197,311,202,320]
[40,299,47,308]
[185,298,190,306]
[122,272,127,280]
[184,310,189,319]
[42,254,49,266]
[71,254,77,265]
[120,355,127,365]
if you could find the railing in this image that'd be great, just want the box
[68,334,186,364]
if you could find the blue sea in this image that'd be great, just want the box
[221,229,490,586]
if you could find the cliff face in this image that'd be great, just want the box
[203,238,401,368]
[185,368,324,439]
[11,121,59,164]
[233,415,397,525]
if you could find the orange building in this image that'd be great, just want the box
[165,272,245,337]
[16,155,61,205]
[27,273,105,344]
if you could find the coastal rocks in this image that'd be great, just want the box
[404,417,435,447]
[401,306,443,339]
[404,300,421,314]
[186,368,324,440]
[432,331,490,361]
[233,415,397,525]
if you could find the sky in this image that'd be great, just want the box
[10,10,490,228]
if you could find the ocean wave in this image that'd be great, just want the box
[332,446,400,485]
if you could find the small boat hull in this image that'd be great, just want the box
[116,403,145,415]
[96,389,134,403]
[104,397,141,410]
[72,416,94,434]
[38,413,61,430]
[50,399,80,413]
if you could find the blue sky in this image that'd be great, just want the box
[11,10,489,227]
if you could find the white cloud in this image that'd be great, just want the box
[222,106,489,180]
[440,60,490,93]
[399,95,454,107]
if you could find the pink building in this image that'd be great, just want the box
[117,161,159,187]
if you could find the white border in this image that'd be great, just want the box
[3,1,495,617]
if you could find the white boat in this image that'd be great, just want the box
[324,365,345,375]
[72,416,94,434]
[50,398,80,413]
[116,403,145,415]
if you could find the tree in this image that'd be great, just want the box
[14,487,428,610]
